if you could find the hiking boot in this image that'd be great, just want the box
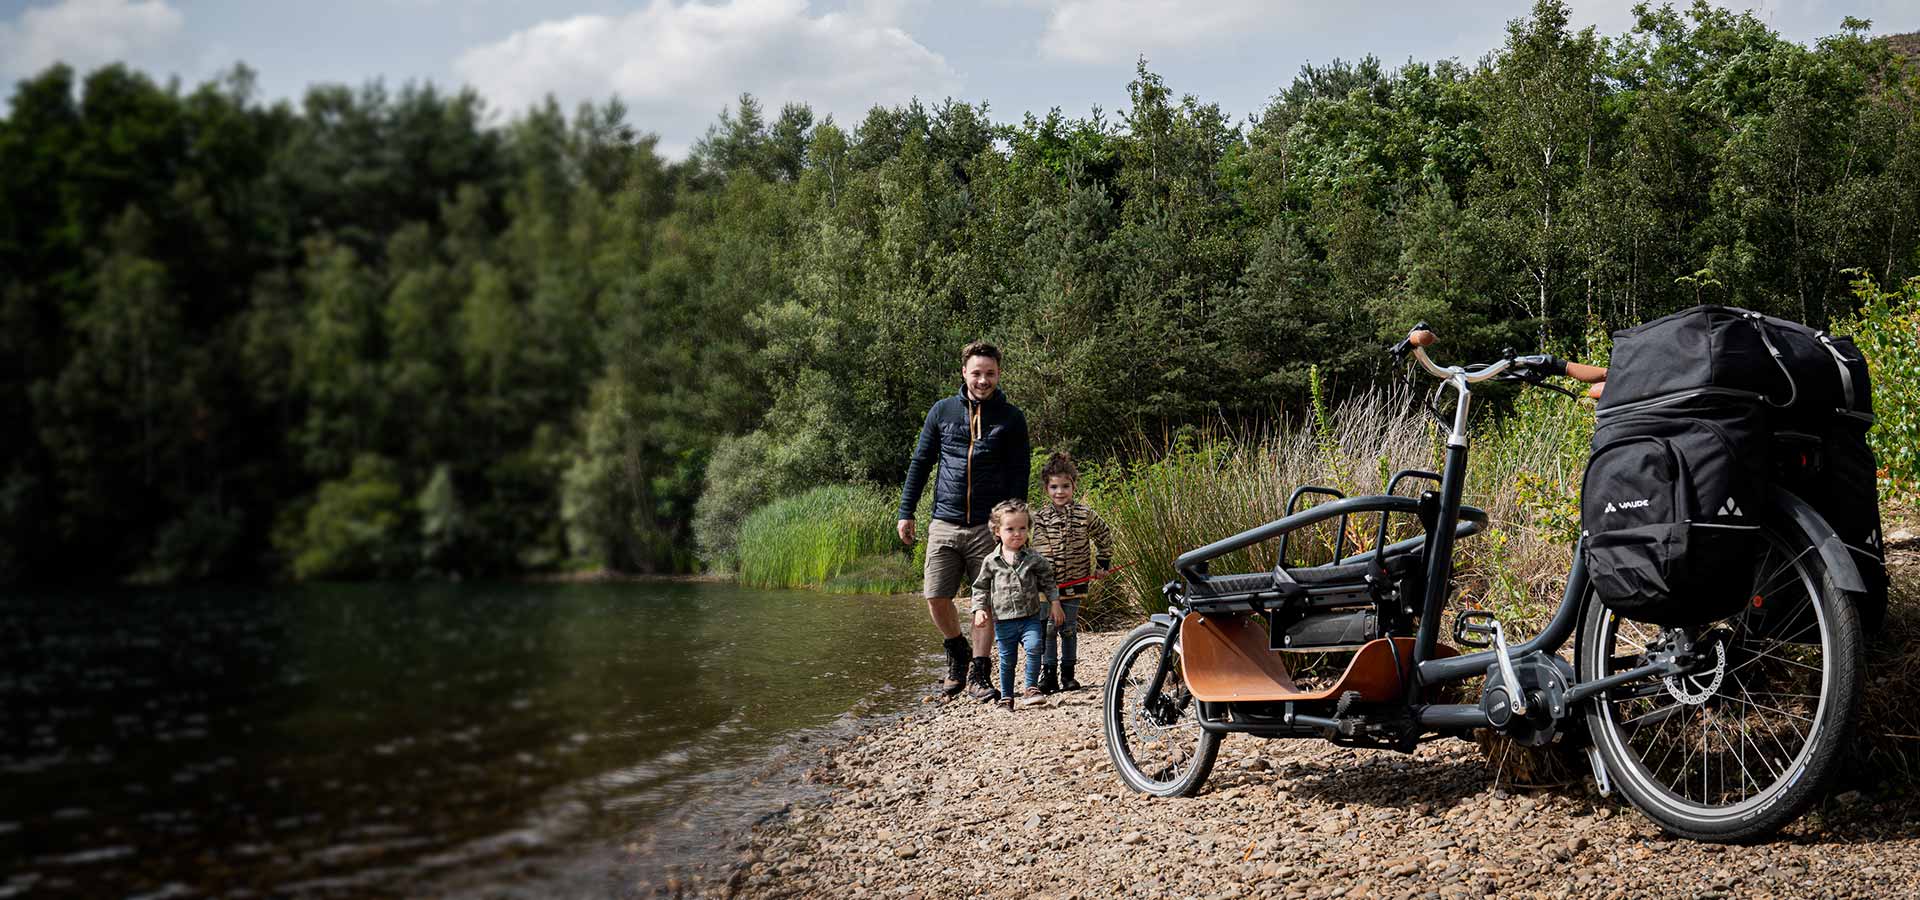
[999,697,1015,711]
[1016,686,1047,709]
[1060,661,1083,692]
[965,657,999,703]
[1038,664,1059,694]
[940,636,970,697]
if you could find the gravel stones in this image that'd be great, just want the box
[653,631,1920,899]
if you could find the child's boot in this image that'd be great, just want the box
[1038,663,1059,694]
[1060,660,1082,692]
[965,657,999,702]
[940,636,970,697]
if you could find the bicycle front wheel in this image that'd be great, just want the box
[1103,620,1220,796]
[1576,523,1863,842]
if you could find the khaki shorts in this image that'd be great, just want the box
[923,519,995,600]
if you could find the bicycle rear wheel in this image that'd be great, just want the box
[1576,522,1863,842]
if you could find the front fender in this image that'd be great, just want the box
[1766,486,1866,594]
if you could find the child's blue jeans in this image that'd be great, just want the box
[994,615,1046,698]
[1042,596,1082,666]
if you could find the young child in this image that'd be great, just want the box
[1031,451,1115,692]
[970,499,1064,710]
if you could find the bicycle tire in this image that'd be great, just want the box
[1103,621,1221,797]
[1576,522,1862,842]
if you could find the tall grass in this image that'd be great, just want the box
[1079,382,1595,635]
[736,484,922,592]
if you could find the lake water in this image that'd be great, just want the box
[0,581,937,897]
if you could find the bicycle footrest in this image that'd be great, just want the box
[1180,612,1456,703]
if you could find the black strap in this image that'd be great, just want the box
[1816,332,1857,412]
[1747,314,1799,408]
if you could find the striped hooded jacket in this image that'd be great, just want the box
[1031,501,1114,596]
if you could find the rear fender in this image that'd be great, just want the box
[1766,486,1867,594]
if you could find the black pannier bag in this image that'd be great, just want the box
[1586,305,1885,627]
[1601,305,1844,414]
[1773,334,1888,631]
[1582,398,1766,624]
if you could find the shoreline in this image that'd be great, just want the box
[521,569,733,584]
[657,631,1920,900]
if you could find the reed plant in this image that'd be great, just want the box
[1081,381,1595,636]
[735,484,922,592]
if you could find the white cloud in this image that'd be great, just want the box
[0,0,186,78]
[1036,0,1285,64]
[453,0,960,155]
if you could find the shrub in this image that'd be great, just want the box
[287,454,410,580]
[1835,273,1920,504]
[694,431,783,571]
[736,483,920,591]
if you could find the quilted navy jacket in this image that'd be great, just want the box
[897,387,1030,527]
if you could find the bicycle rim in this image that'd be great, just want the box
[1107,630,1206,791]
[1587,528,1845,825]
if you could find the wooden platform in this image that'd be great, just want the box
[1180,612,1455,703]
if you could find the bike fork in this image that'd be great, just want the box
[1141,614,1184,718]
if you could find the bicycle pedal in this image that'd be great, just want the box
[1453,610,1497,649]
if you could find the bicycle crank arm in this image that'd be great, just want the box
[1489,620,1526,717]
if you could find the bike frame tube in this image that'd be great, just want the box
[1139,612,1183,713]
[1412,442,1470,664]
[1402,369,1589,695]
[1416,539,1588,684]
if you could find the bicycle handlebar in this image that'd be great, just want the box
[1397,324,1608,386]
[1563,361,1608,384]
[1402,325,1514,385]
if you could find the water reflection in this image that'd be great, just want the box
[0,582,934,897]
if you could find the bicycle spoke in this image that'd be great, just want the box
[1722,692,1814,726]
[1112,637,1203,790]
[1592,521,1841,817]
[1750,546,1817,601]
[1621,700,1683,728]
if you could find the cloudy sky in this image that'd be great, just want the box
[1,0,1914,156]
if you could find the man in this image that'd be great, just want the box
[898,340,1031,701]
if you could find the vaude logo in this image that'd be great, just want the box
[1604,499,1650,514]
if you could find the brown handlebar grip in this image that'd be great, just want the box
[1565,362,1608,384]
[1408,329,1437,348]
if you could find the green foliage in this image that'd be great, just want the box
[693,431,783,571]
[287,454,410,580]
[416,463,466,574]
[8,1,1920,584]
[1836,273,1920,501]
[735,484,918,591]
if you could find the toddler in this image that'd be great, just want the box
[970,499,1063,710]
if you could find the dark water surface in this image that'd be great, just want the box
[0,582,935,897]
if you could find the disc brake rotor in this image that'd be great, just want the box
[1663,637,1727,705]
